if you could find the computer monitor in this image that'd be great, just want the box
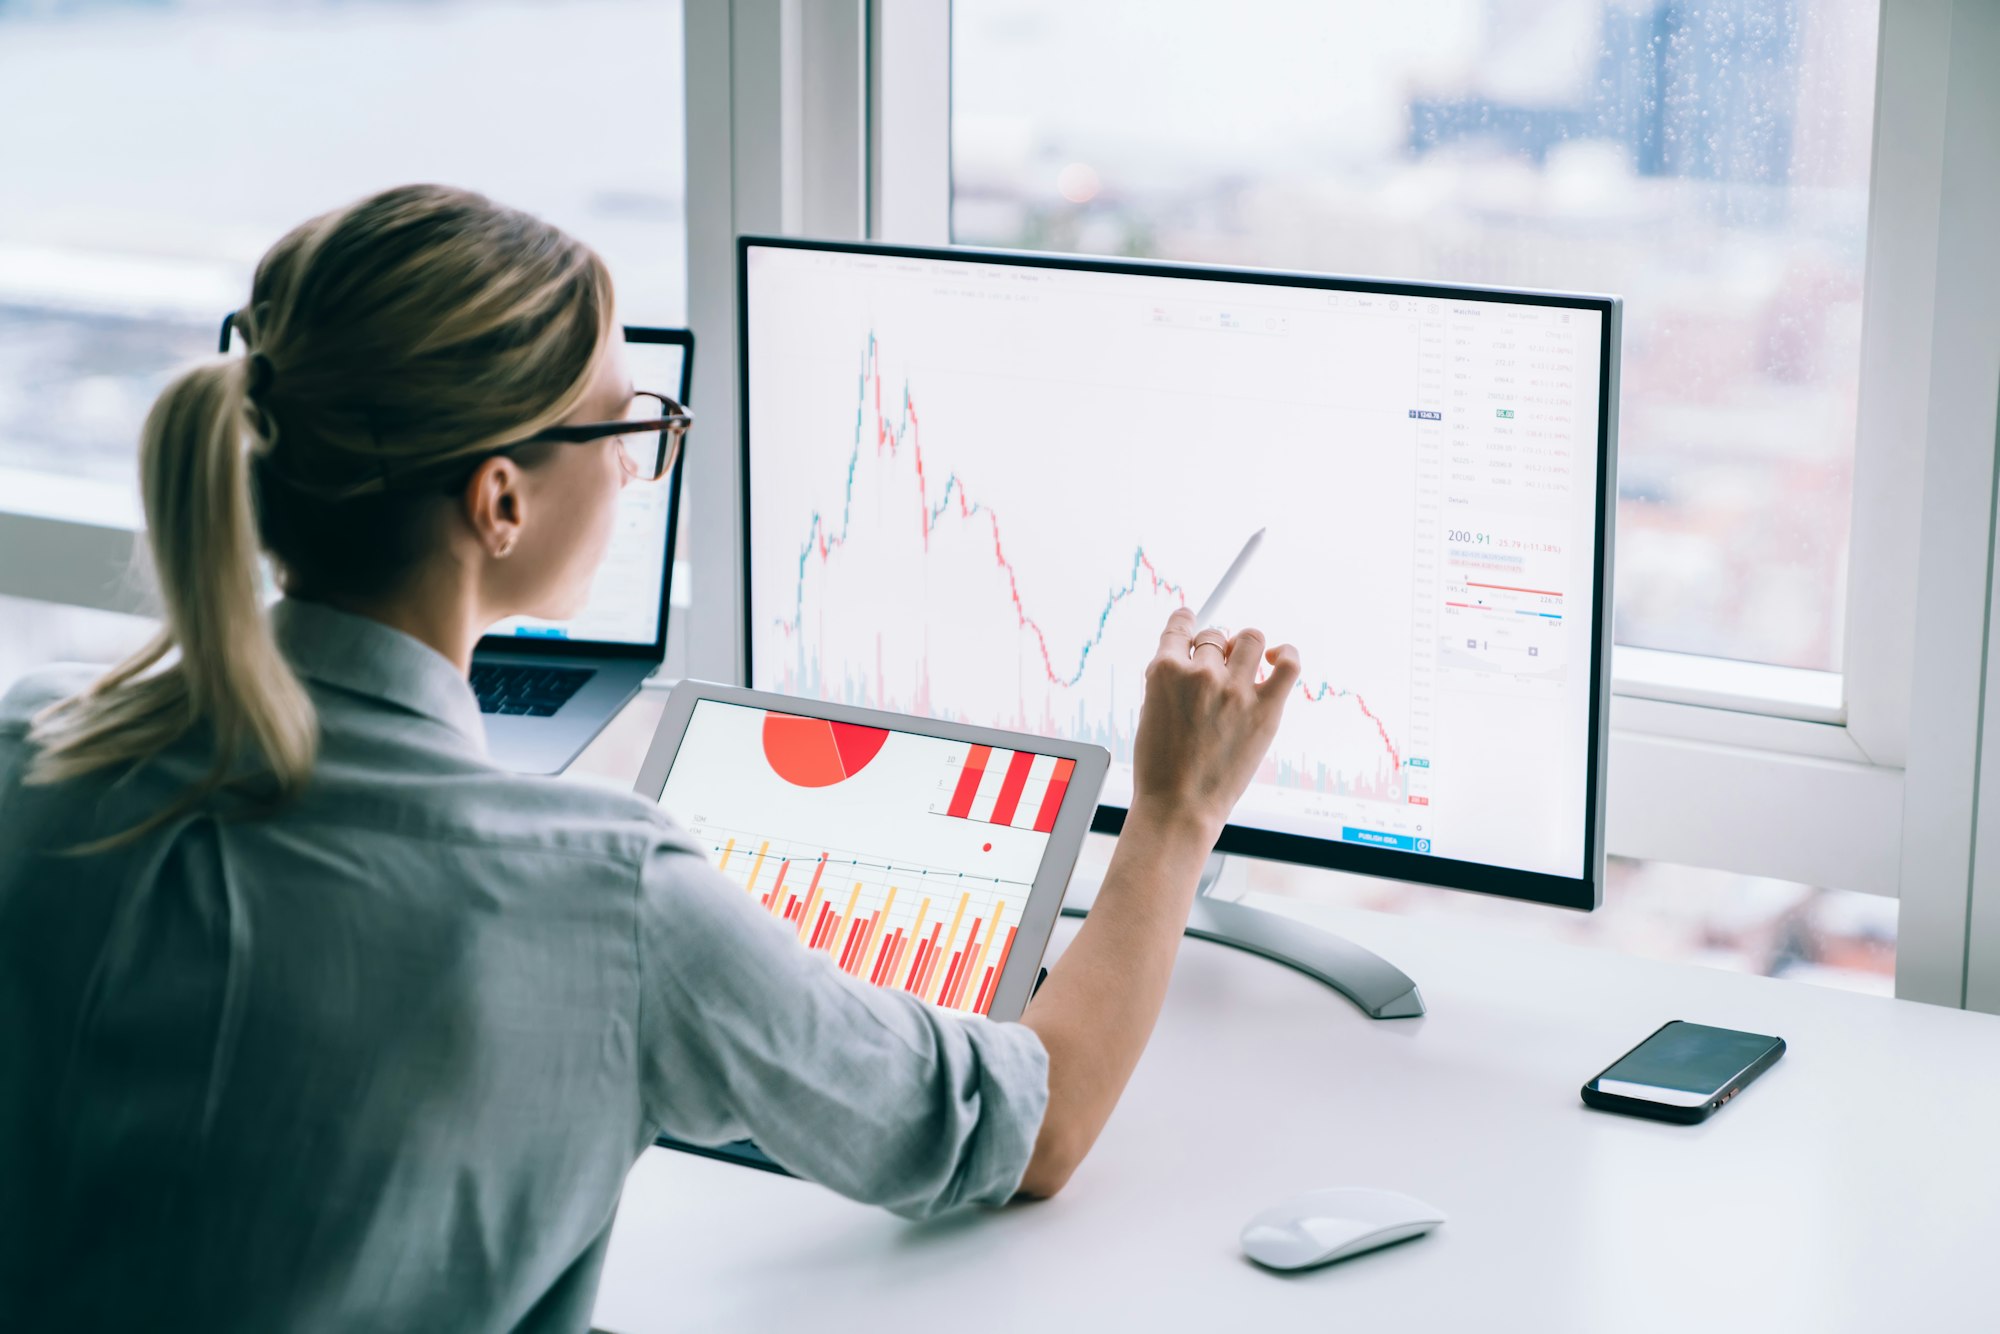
[739,238,1616,924]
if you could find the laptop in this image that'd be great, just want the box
[473,326,694,772]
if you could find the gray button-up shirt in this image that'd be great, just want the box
[0,600,1048,1333]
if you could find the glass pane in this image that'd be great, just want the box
[1244,851,1898,997]
[1067,833,1896,996]
[0,0,686,504]
[0,596,156,698]
[952,0,1877,671]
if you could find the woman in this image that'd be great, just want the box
[0,185,1298,1331]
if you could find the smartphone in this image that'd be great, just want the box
[1581,1020,1785,1124]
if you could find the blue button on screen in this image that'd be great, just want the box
[1341,826,1420,852]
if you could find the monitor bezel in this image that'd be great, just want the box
[738,235,1617,912]
[473,324,696,663]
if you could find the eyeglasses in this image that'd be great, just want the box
[504,391,693,482]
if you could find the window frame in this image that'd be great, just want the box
[4,0,1997,1006]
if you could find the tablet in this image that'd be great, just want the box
[633,681,1109,1173]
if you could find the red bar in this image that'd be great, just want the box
[838,914,871,972]
[805,853,828,900]
[988,752,1037,827]
[809,902,833,950]
[947,919,983,1008]
[981,926,1018,1015]
[916,928,940,992]
[848,912,880,976]
[871,929,902,985]
[936,951,964,1007]
[1466,580,1563,598]
[945,745,993,819]
[1033,758,1076,833]
[762,858,791,909]
[919,921,953,996]
[906,922,942,989]
[972,966,997,1015]
[848,912,880,975]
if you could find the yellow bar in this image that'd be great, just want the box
[929,892,971,1002]
[717,836,737,871]
[960,900,1005,1011]
[795,871,827,945]
[830,883,863,955]
[885,933,911,990]
[743,841,771,897]
[896,898,932,989]
[856,886,897,977]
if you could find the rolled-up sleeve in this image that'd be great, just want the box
[632,838,1049,1219]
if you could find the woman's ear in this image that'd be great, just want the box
[462,455,527,559]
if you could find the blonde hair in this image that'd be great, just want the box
[28,184,615,843]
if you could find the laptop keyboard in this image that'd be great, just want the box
[470,664,596,717]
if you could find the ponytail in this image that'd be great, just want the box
[27,358,317,843]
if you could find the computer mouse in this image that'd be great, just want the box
[1240,1187,1446,1271]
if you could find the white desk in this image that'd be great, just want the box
[578,700,2000,1333]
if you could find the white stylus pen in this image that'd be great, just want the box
[1194,528,1265,626]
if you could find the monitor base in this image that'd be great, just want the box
[1061,853,1426,1020]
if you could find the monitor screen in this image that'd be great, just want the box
[486,330,688,649]
[742,241,1613,906]
[656,697,1073,1014]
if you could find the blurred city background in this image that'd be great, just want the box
[954,0,1876,674]
[1,0,1894,994]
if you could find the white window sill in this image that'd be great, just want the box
[1612,644,1844,725]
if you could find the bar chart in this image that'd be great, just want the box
[702,822,1025,1014]
[934,744,1075,833]
[657,699,1061,1016]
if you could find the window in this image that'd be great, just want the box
[0,595,156,698]
[0,0,686,517]
[1244,851,1897,996]
[951,0,1878,672]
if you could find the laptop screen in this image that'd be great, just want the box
[485,329,689,651]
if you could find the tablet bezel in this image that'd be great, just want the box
[634,679,1110,1024]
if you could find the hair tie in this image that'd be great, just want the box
[246,352,276,400]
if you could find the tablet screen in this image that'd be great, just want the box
[656,699,1077,1015]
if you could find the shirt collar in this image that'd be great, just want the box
[270,599,488,755]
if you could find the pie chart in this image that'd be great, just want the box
[762,712,890,787]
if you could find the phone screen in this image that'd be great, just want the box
[1590,1021,1783,1108]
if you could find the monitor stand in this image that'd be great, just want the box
[1061,853,1426,1020]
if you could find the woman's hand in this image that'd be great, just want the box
[1128,607,1301,838]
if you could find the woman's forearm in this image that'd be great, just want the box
[1016,802,1219,1196]
[1012,610,1299,1199]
